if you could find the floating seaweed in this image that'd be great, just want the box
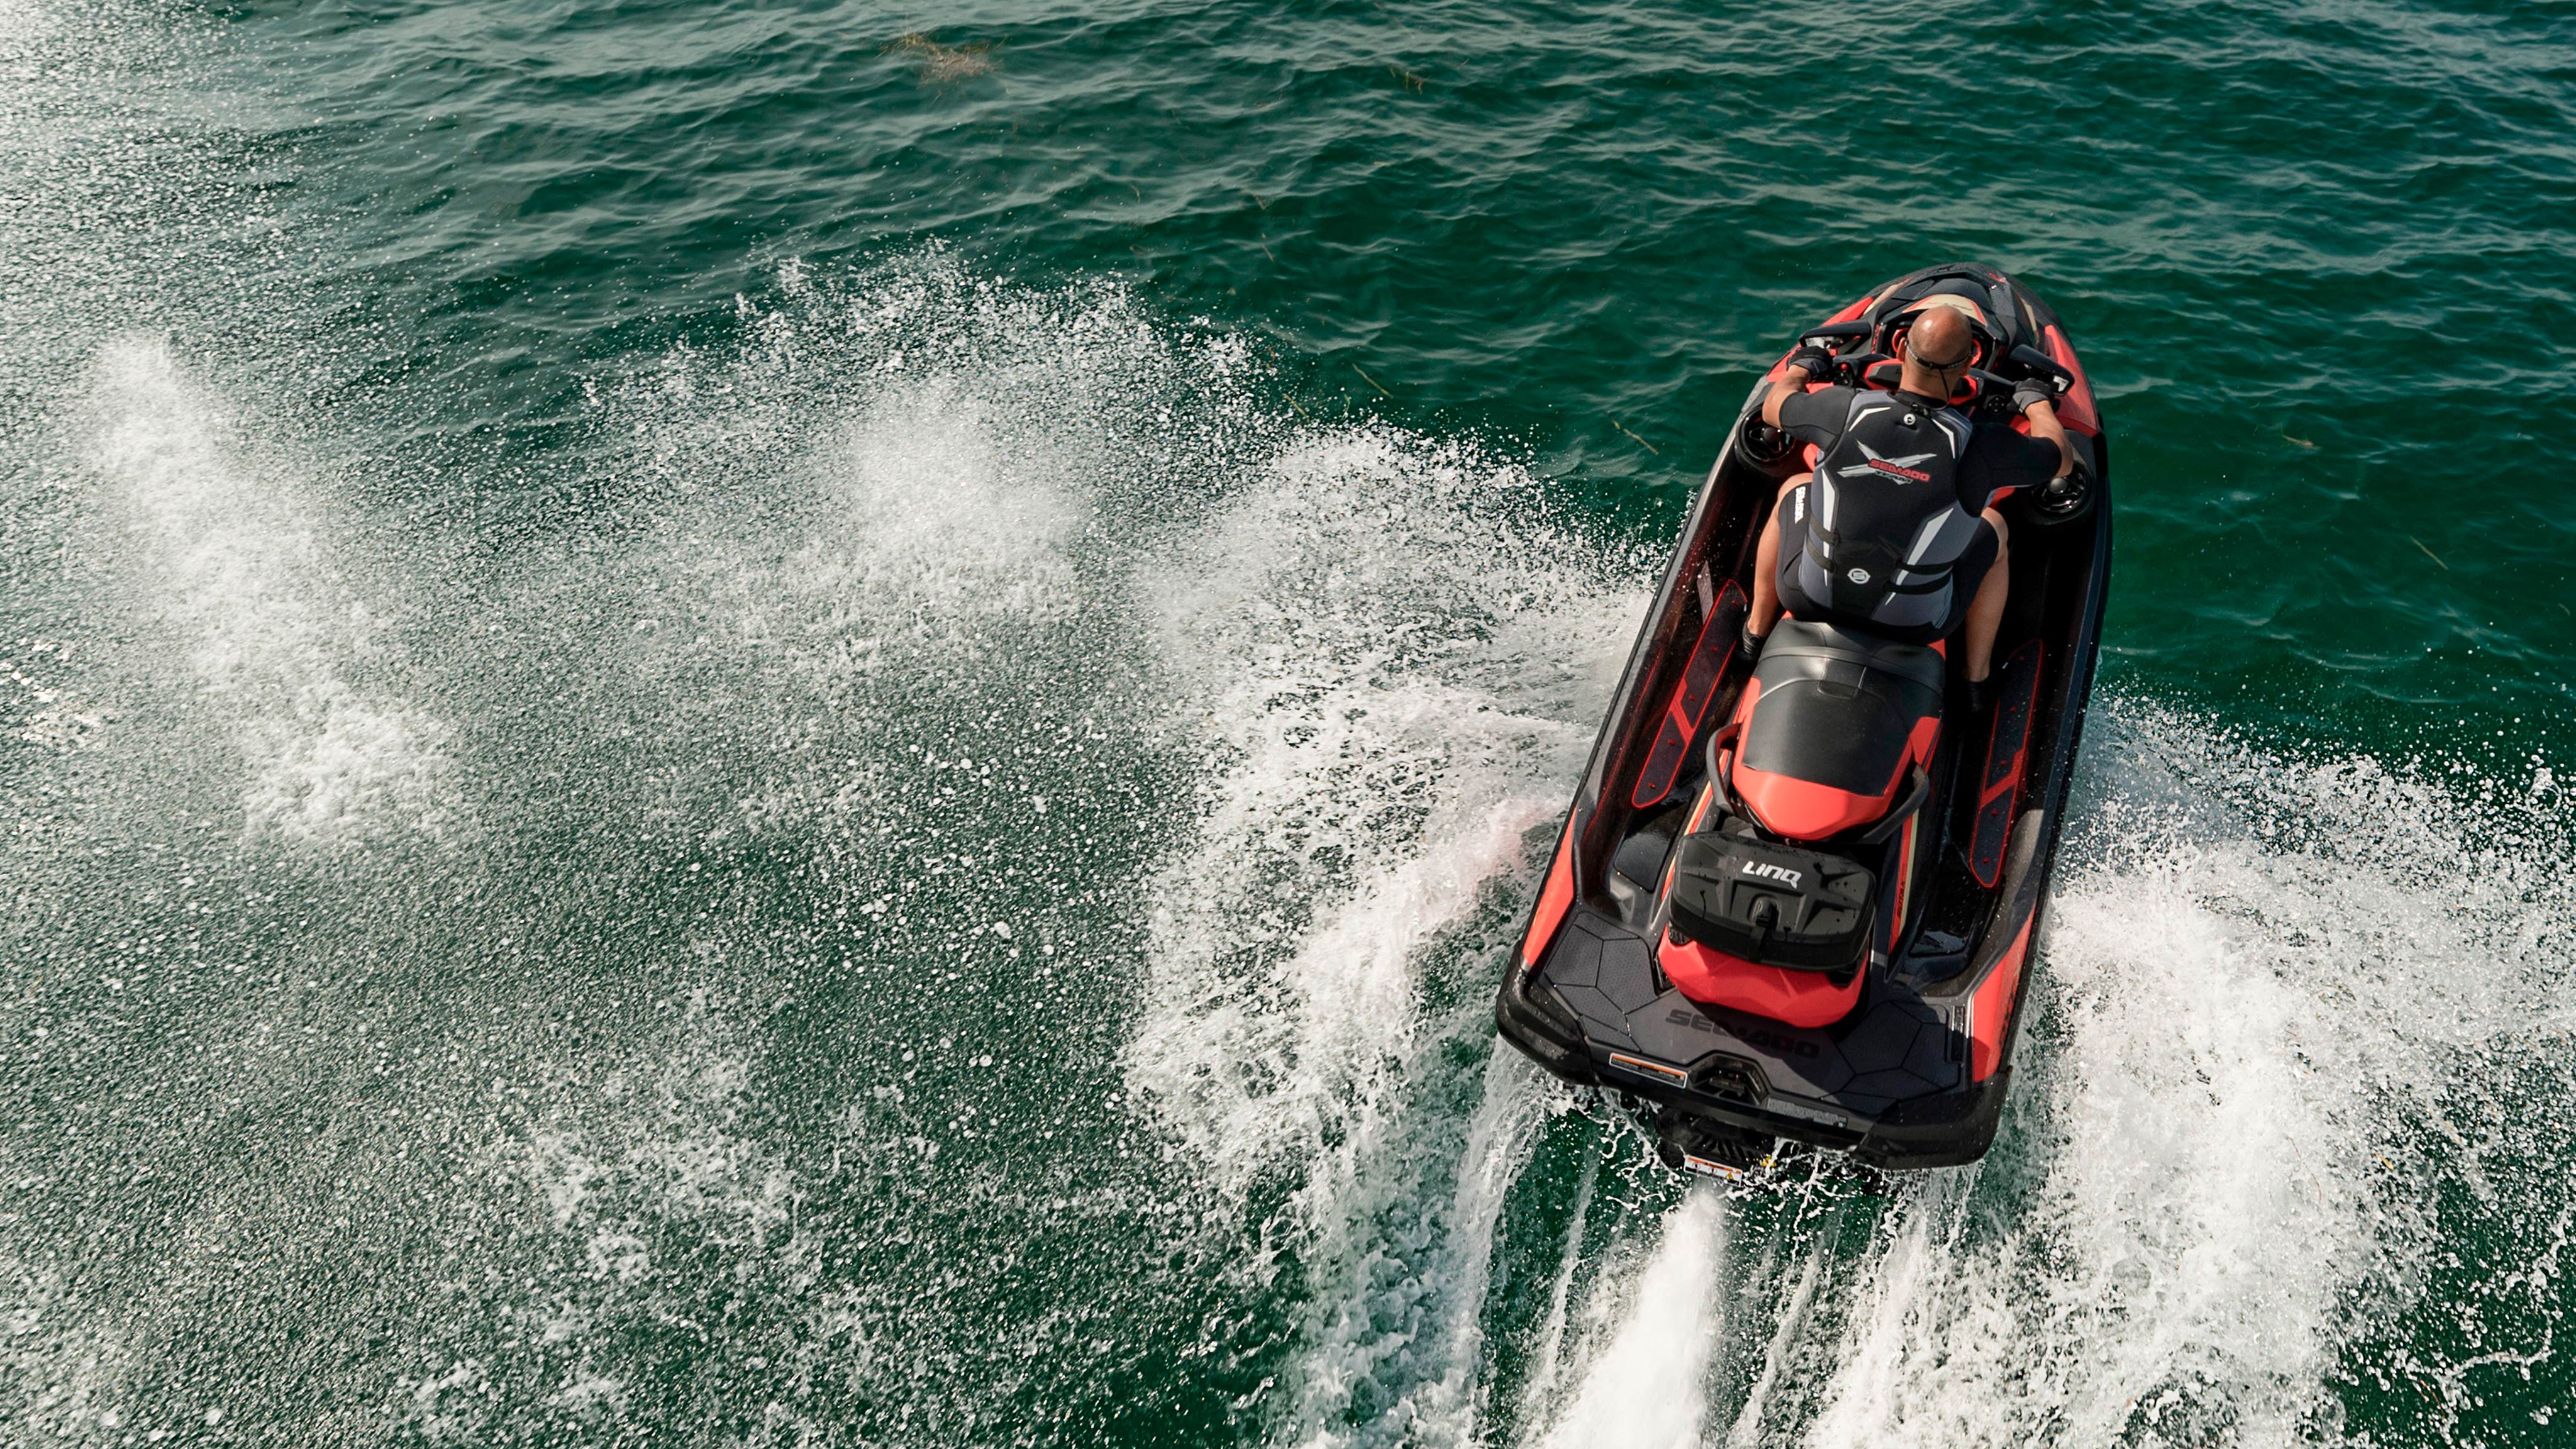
[884,33,996,84]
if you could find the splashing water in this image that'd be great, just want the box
[5,0,2576,1438]
[1116,417,1638,1443]
[6,233,2574,1446]
[81,340,469,849]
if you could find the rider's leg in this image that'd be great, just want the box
[1960,508,2011,682]
[1745,472,1810,638]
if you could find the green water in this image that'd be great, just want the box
[4,1,2573,1445]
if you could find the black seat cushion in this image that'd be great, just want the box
[1733,621,1943,797]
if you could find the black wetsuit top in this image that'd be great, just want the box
[1770,385,2063,636]
[1779,386,2063,513]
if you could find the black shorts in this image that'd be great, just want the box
[1774,484,2001,644]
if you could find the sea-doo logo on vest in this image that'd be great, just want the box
[1741,860,1802,889]
[1847,567,1870,584]
[1841,439,1936,486]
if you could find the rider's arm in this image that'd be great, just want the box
[2022,396,2074,478]
[1760,363,1815,429]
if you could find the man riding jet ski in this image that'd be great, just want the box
[1496,265,2109,1176]
[1749,303,2075,714]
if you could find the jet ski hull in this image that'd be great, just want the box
[1497,265,2111,1172]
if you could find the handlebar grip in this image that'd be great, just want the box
[2008,343,2075,386]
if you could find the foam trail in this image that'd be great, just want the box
[1533,1189,1726,1449]
[1798,846,2361,1442]
[1126,762,1561,1208]
[86,338,465,848]
[1251,795,1555,1445]
[1380,1050,1550,1448]
[1723,1228,1830,1447]
[1799,873,2365,1444]
[1516,1150,1600,1429]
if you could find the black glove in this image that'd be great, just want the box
[2011,375,2062,413]
[1787,345,1838,381]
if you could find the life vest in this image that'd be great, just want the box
[1789,390,1983,635]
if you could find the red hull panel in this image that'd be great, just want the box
[1660,931,1863,1028]
[2044,324,2101,437]
[1521,816,1577,967]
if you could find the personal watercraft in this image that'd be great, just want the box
[1496,264,2110,1176]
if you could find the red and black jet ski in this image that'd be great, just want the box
[1496,264,2110,1175]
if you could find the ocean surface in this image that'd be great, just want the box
[4,1,2573,1444]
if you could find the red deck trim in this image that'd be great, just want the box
[1969,910,2036,1081]
[1630,582,1747,808]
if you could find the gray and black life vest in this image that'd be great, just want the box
[1788,391,1984,635]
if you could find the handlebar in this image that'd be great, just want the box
[1799,321,1872,345]
[2006,343,2075,388]
[1789,353,2060,402]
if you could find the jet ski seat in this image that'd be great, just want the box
[1724,619,1944,842]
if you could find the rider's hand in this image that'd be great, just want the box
[1786,345,1838,382]
[2011,377,2062,414]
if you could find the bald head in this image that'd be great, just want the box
[1905,306,1974,369]
[1893,306,1975,400]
